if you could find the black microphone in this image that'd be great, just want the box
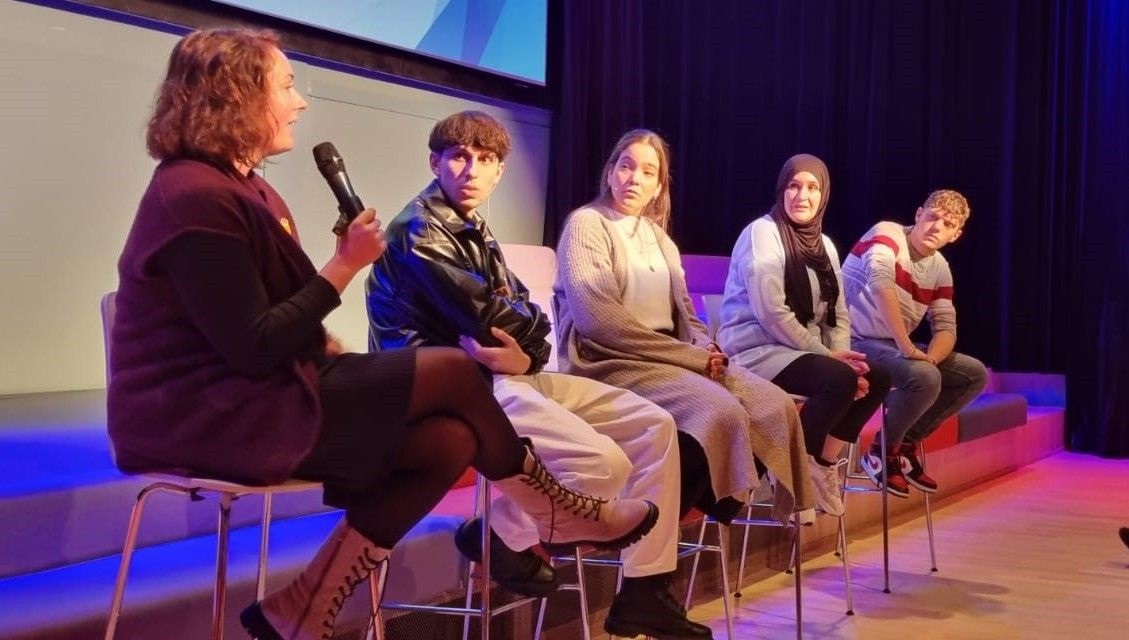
[312,142,364,235]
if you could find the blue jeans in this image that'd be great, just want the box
[852,338,988,446]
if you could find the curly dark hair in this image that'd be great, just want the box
[146,28,280,171]
[428,111,511,159]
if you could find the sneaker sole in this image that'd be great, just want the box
[542,501,660,554]
[904,476,938,494]
[860,457,911,499]
[790,508,816,526]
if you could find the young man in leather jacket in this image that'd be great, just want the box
[366,111,713,639]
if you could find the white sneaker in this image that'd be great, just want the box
[808,455,846,517]
[790,508,817,526]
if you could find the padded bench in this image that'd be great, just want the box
[957,393,1029,442]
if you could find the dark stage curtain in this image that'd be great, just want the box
[547,0,1129,456]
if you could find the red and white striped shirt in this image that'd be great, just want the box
[841,221,957,340]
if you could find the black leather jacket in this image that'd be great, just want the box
[365,180,552,372]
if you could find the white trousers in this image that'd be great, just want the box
[490,371,680,577]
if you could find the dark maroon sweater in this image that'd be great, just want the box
[109,158,339,484]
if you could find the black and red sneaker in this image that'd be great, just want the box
[898,441,938,493]
[860,442,910,498]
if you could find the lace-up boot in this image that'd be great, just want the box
[493,441,658,550]
[240,520,387,640]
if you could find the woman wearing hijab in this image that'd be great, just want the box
[716,154,890,517]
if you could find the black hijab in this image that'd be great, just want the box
[768,154,838,327]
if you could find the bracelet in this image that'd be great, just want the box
[903,347,936,365]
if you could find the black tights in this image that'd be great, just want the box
[772,354,891,458]
[340,348,526,548]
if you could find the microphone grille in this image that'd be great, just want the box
[312,142,343,173]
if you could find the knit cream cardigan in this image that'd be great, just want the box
[554,206,814,520]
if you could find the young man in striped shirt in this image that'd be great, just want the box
[841,190,988,497]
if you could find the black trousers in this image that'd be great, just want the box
[771,353,891,457]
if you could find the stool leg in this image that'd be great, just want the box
[461,555,477,640]
[463,476,491,640]
[574,549,592,640]
[879,422,891,594]
[368,563,389,640]
[532,596,548,640]
[735,502,754,596]
[256,492,273,602]
[716,525,735,640]
[213,492,234,640]
[837,514,855,615]
[104,484,165,640]
[921,445,938,572]
[793,522,802,640]
[684,517,709,611]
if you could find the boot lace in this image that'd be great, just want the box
[322,547,385,639]
[520,448,607,540]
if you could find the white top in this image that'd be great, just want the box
[717,215,849,380]
[607,213,674,332]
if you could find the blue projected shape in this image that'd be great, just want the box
[215,0,546,84]
[480,0,546,85]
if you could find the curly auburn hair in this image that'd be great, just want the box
[592,129,673,231]
[146,28,281,171]
[428,111,512,159]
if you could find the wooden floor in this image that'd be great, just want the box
[688,451,1129,640]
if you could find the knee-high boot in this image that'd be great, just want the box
[492,441,659,550]
[240,519,388,640]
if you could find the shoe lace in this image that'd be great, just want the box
[821,459,847,488]
[520,447,607,544]
[522,448,607,519]
[323,547,385,640]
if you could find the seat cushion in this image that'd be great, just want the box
[957,393,1029,442]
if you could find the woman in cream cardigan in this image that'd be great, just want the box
[554,129,814,529]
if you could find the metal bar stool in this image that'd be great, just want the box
[101,292,381,640]
[376,474,546,640]
[842,404,938,594]
[538,510,736,640]
[725,394,856,631]
[102,476,370,639]
[690,487,831,640]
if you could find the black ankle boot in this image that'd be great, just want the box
[454,517,559,597]
[604,573,713,640]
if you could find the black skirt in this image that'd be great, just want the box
[296,347,417,509]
